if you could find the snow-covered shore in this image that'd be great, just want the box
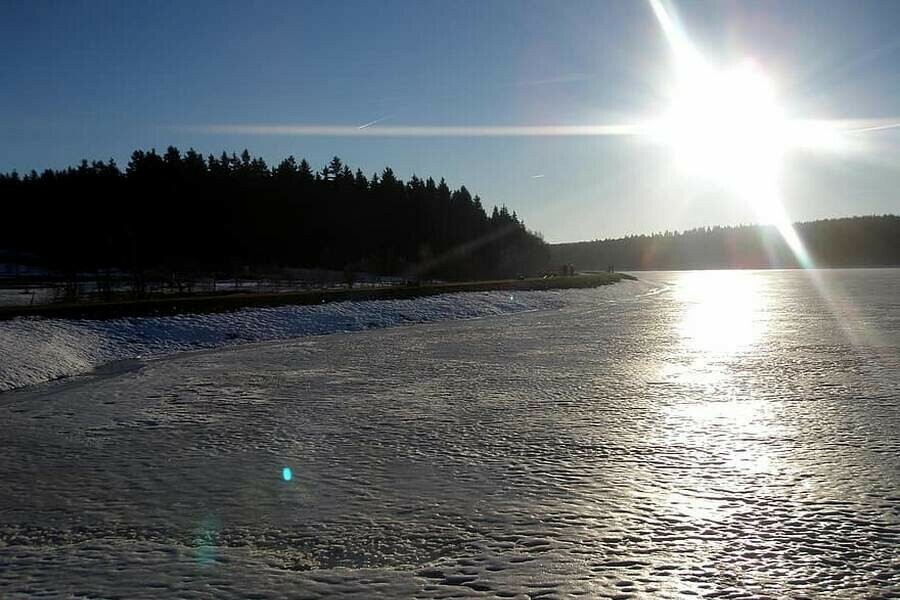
[0,290,566,393]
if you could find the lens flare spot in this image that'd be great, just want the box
[282,466,293,481]
[193,515,222,567]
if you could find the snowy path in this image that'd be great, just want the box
[1,271,899,598]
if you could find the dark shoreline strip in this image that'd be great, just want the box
[0,273,634,321]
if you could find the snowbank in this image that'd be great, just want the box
[0,290,566,393]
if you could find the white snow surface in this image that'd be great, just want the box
[0,290,569,393]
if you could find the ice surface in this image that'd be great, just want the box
[1,272,899,598]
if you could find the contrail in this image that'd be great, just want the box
[182,124,645,137]
[515,73,598,87]
[358,116,390,129]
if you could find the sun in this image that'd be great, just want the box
[644,0,822,266]
[648,51,815,266]
[647,53,804,245]
[655,58,788,187]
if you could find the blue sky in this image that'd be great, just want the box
[2,0,898,242]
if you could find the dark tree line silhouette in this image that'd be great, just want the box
[552,215,900,271]
[0,147,549,284]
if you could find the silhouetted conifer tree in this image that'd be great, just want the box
[0,148,552,282]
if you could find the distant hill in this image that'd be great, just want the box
[552,215,900,271]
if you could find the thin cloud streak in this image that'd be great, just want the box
[178,116,897,140]
[794,117,900,134]
[848,121,900,134]
[181,124,645,137]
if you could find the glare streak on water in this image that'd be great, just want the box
[0,269,898,599]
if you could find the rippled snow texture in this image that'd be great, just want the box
[1,270,898,598]
[0,290,569,392]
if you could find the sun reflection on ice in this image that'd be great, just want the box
[657,395,786,550]
[675,270,768,356]
[653,270,772,388]
[651,271,788,536]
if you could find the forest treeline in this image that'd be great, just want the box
[551,215,900,271]
[0,147,548,283]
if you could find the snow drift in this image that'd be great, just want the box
[0,290,566,393]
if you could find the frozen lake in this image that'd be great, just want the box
[1,269,898,598]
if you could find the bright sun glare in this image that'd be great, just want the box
[645,0,838,268]
[656,59,787,185]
